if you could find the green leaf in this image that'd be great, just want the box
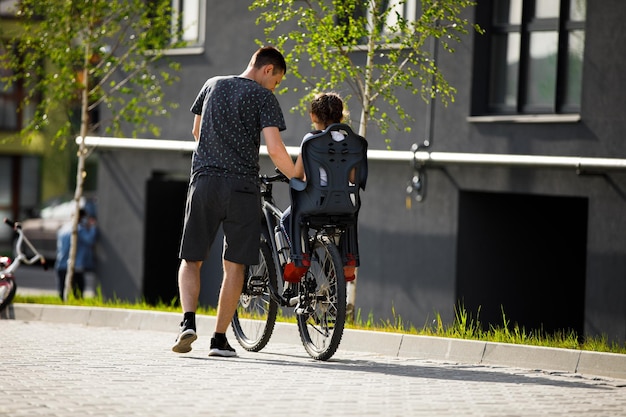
[251,0,479,139]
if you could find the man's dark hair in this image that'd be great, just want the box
[251,46,287,75]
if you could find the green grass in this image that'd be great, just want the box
[14,290,216,316]
[348,303,626,354]
[12,293,626,355]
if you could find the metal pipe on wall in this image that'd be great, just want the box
[78,136,626,206]
[412,151,626,172]
[79,136,626,172]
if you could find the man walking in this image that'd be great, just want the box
[172,46,296,357]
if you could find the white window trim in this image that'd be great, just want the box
[163,0,206,55]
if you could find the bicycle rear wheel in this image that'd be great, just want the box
[232,236,278,352]
[0,276,17,313]
[297,235,346,361]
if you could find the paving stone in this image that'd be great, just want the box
[1,320,625,417]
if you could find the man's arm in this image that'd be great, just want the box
[192,115,201,141]
[263,126,296,178]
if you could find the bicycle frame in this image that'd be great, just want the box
[258,175,299,308]
[2,218,47,276]
[259,174,351,307]
[1,218,47,312]
[233,175,349,360]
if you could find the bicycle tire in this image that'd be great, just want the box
[232,236,278,352]
[0,276,17,313]
[297,235,346,361]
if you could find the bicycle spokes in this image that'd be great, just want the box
[297,236,346,360]
[232,239,278,352]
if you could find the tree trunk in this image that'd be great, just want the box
[346,13,377,321]
[63,46,90,301]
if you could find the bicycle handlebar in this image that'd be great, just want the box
[3,217,17,229]
[3,217,48,271]
[261,172,289,184]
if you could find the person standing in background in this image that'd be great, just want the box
[55,209,97,299]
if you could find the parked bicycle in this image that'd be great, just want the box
[231,172,348,361]
[0,218,48,312]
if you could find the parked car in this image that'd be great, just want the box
[19,194,97,262]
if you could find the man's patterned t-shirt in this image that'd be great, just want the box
[190,76,286,184]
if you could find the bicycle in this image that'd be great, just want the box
[231,172,348,361]
[232,123,367,361]
[0,218,48,312]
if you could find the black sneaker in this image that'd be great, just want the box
[209,336,237,357]
[172,322,197,353]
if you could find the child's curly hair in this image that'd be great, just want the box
[310,92,349,127]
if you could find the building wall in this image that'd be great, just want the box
[427,1,626,341]
[93,1,626,343]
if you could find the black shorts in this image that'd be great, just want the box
[178,175,261,265]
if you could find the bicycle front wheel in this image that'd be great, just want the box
[232,237,278,352]
[0,276,17,313]
[297,235,346,361]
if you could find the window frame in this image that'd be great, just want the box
[470,0,586,121]
[162,0,206,56]
[368,0,418,36]
[0,0,19,17]
[0,42,39,132]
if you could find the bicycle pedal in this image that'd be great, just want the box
[248,277,266,295]
[295,304,314,315]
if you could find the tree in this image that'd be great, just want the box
[250,0,480,316]
[0,0,182,301]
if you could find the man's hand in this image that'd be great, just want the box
[263,126,296,178]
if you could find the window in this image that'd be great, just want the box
[0,0,19,17]
[336,0,418,44]
[0,43,38,132]
[472,0,586,117]
[0,54,20,130]
[0,156,12,243]
[371,0,418,34]
[175,0,203,46]
[0,155,40,244]
[155,0,206,54]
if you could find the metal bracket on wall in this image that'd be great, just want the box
[406,141,429,208]
[403,148,626,205]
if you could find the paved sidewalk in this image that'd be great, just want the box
[2,318,625,417]
[5,303,626,380]
[13,268,626,380]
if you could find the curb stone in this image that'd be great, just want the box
[4,303,626,381]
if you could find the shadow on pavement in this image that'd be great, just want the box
[181,352,621,390]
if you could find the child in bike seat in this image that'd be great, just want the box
[281,92,357,280]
